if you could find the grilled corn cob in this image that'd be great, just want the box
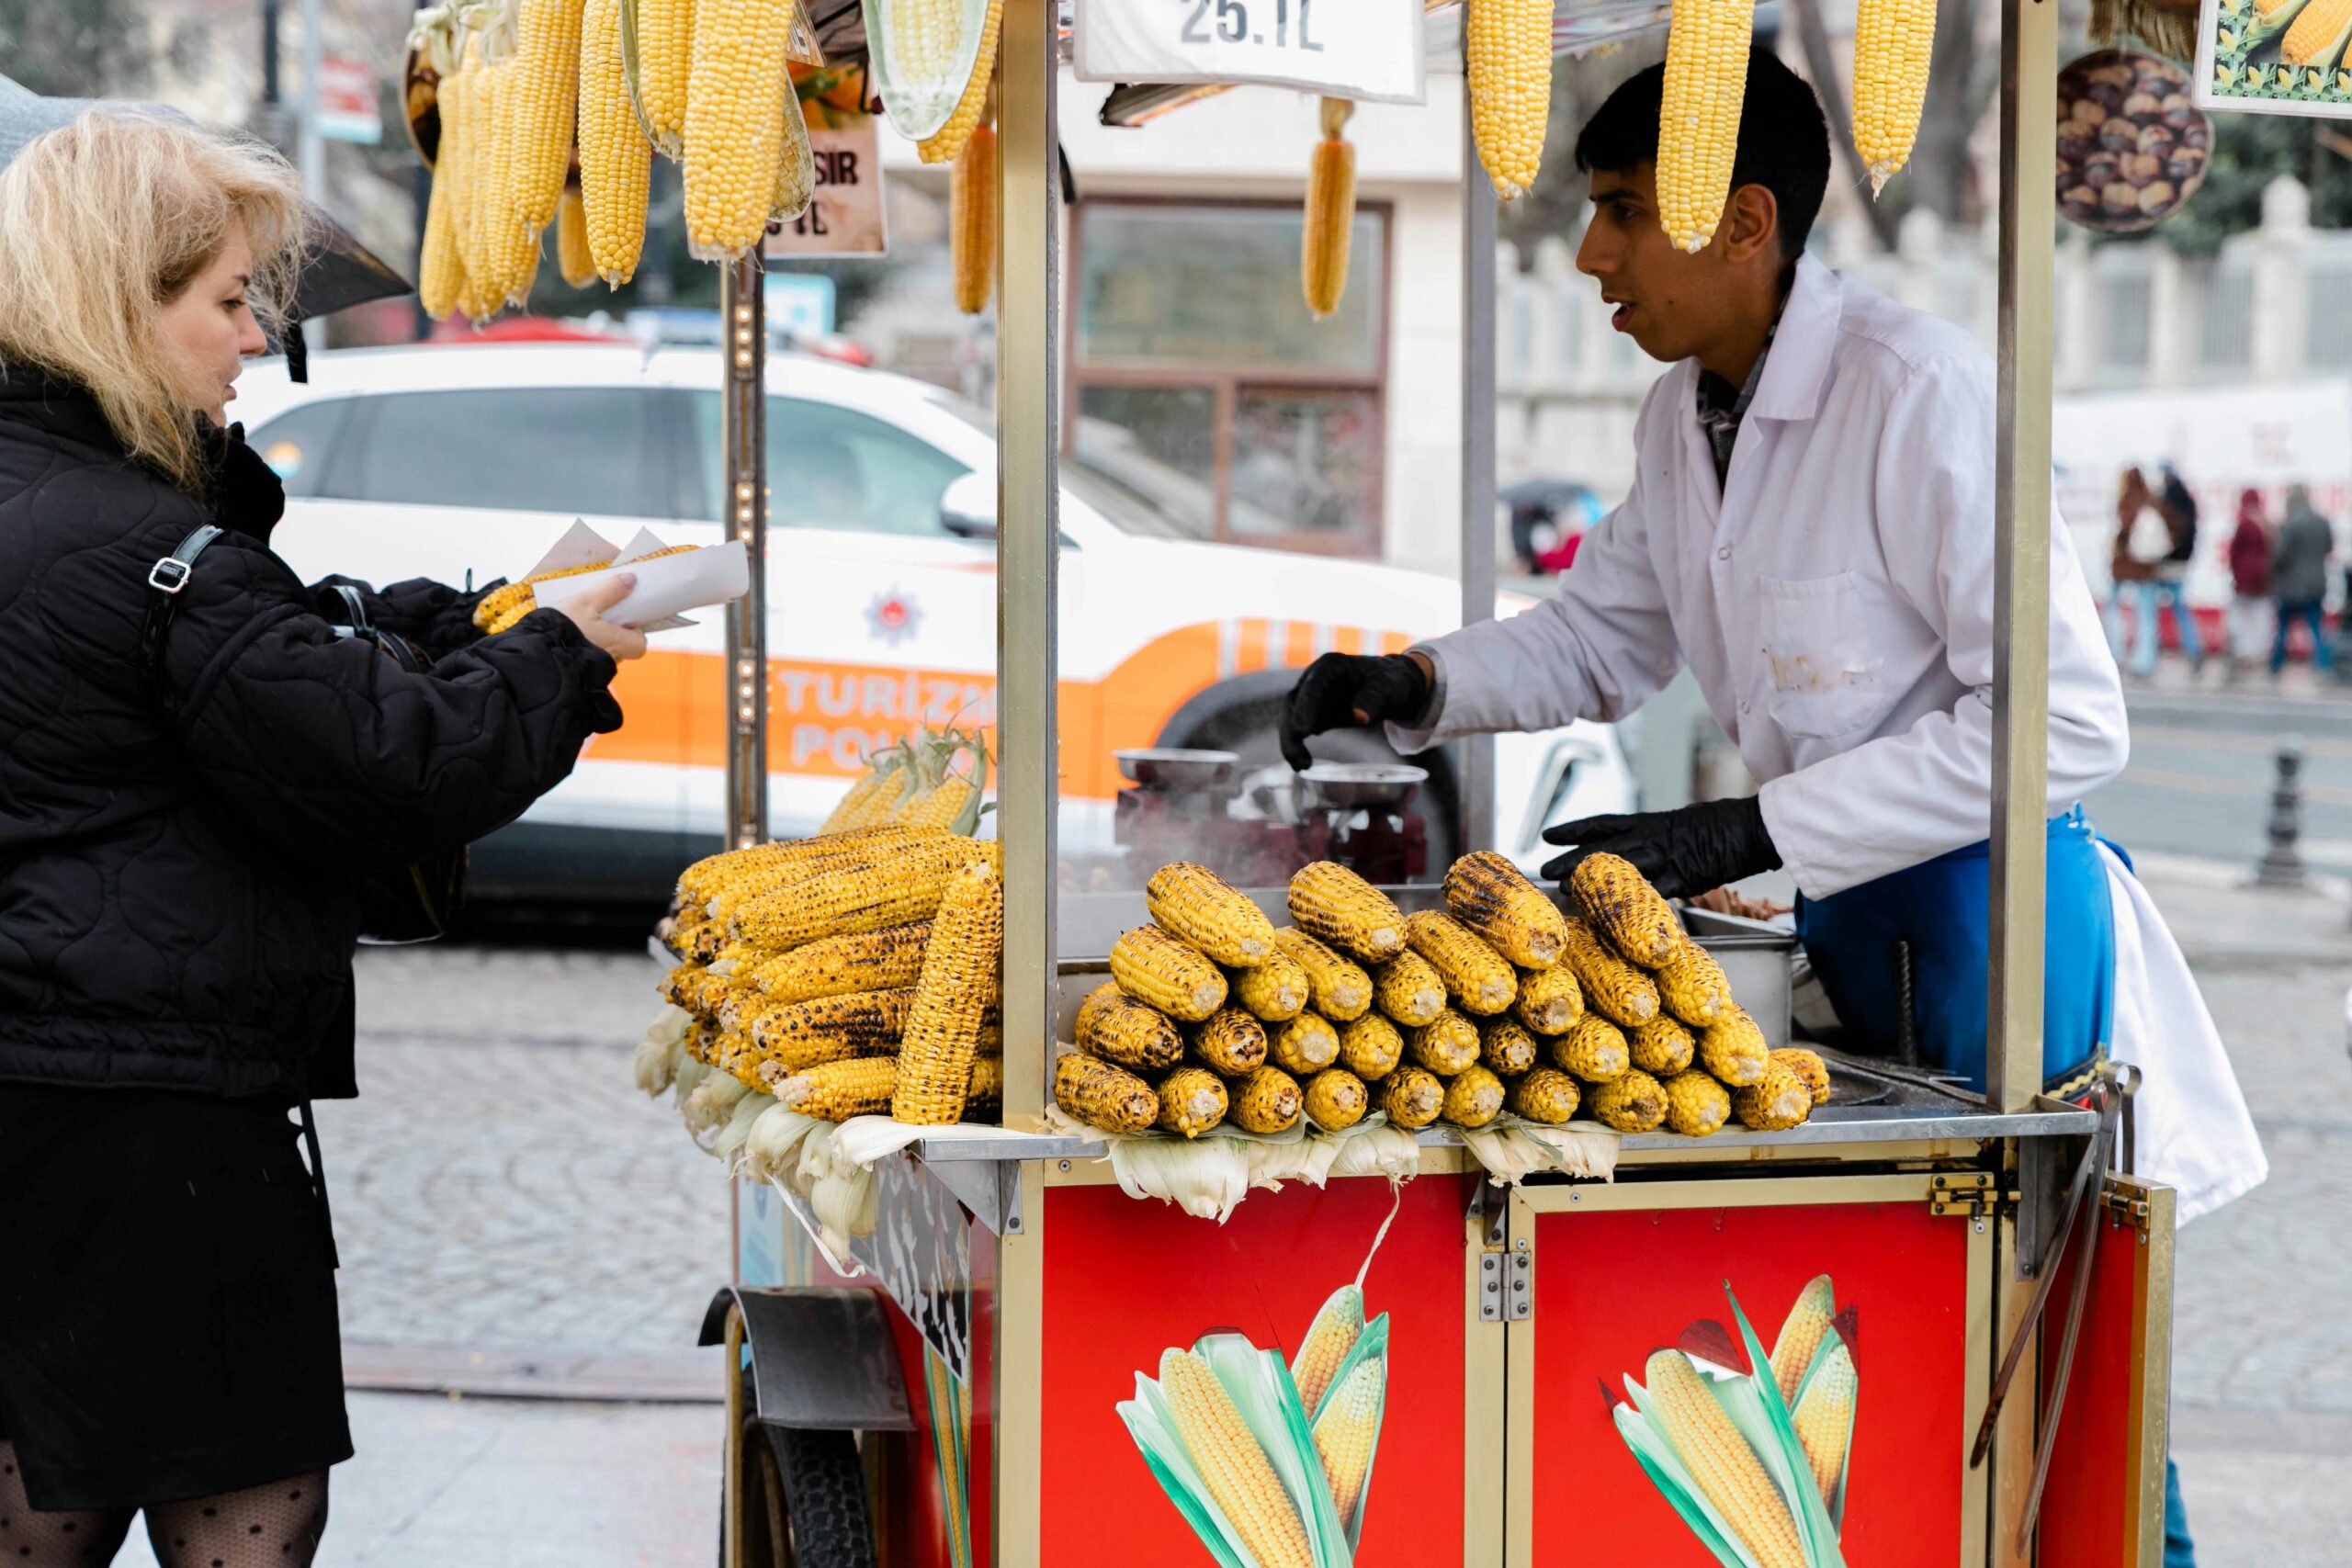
[476,545,698,634]
[1571,852,1681,968]
[747,987,913,1076]
[949,119,995,314]
[1314,1357,1383,1529]
[1644,1349,1809,1568]
[1405,1009,1482,1076]
[1591,1067,1668,1133]
[1508,1066,1582,1124]
[1792,1336,1856,1506]
[1444,850,1568,968]
[1699,1009,1770,1088]
[1147,863,1278,967]
[1657,940,1736,1027]
[1513,963,1585,1034]
[1269,1011,1341,1076]
[1372,950,1446,1029]
[1270,928,1372,1021]
[1079,992,1185,1073]
[1734,1060,1813,1132]
[678,825,913,908]
[917,0,1003,164]
[1405,910,1519,1015]
[752,921,931,1004]
[1552,1015,1630,1083]
[1158,1349,1316,1568]
[776,1054,1004,1122]
[1852,0,1935,195]
[1336,1013,1404,1079]
[731,837,1000,950]
[1288,861,1406,962]
[1375,1065,1443,1130]
[1442,1063,1507,1129]
[1302,96,1355,319]
[1055,1053,1158,1134]
[1073,978,1124,1042]
[821,752,910,832]
[1189,1007,1270,1077]
[1479,1017,1540,1077]
[1662,1069,1732,1136]
[1657,0,1760,253]
[894,771,977,833]
[1773,1047,1832,1105]
[891,859,1002,1123]
[1111,925,1227,1022]
[577,0,650,284]
[1291,1287,1363,1417]
[1467,0,1553,199]
[1231,947,1309,1022]
[1630,1015,1697,1077]
[1303,1066,1369,1132]
[1156,1066,1229,1138]
[1560,916,1660,1025]
[1230,1065,1304,1134]
[1771,1277,1838,1405]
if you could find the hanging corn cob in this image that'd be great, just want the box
[501,0,583,233]
[916,0,1001,164]
[417,116,468,317]
[1657,0,1758,251]
[950,118,997,314]
[1302,96,1355,320]
[555,185,596,286]
[683,0,800,258]
[890,858,1003,1122]
[579,0,653,284]
[622,0,696,156]
[1851,0,1935,196]
[862,0,993,142]
[1467,0,1555,200]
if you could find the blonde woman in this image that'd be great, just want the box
[0,113,643,1566]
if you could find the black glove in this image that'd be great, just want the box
[1539,796,1781,902]
[1278,652,1432,772]
[196,419,288,537]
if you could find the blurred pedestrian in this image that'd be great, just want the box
[2225,487,2272,682]
[0,111,644,1568]
[2110,466,2201,678]
[2268,484,2334,678]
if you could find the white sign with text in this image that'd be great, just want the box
[1074,0,1426,104]
[763,123,889,256]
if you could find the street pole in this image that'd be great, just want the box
[720,254,769,851]
[297,0,327,356]
[258,0,285,146]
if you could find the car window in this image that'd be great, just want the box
[245,399,354,499]
[321,388,671,516]
[924,389,1192,540]
[685,394,968,536]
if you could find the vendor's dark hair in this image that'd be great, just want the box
[1573,50,1831,260]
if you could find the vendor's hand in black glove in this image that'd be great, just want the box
[1539,795,1781,902]
[1278,652,1432,772]
[196,419,288,536]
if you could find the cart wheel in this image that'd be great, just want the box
[731,1418,793,1568]
[765,1426,876,1568]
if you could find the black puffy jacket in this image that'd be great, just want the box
[0,367,623,1099]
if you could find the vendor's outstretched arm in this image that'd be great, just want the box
[1757,356,2130,898]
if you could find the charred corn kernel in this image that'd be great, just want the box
[1630,1016,1697,1077]
[1662,1069,1732,1136]
[1232,948,1308,1022]
[1158,1349,1316,1568]
[1288,862,1406,962]
[1372,950,1446,1029]
[1054,1053,1158,1133]
[896,773,977,833]
[1079,993,1185,1073]
[631,0,696,150]
[1645,1350,1809,1568]
[662,961,707,1010]
[577,0,650,284]
[1156,1066,1229,1138]
[1561,917,1660,1026]
[1303,1066,1369,1132]
[1270,928,1372,1021]
[1336,1013,1404,1079]
[682,0,798,258]
[704,829,943,923]
[2286,0,2352,65]
[1301,96,1355,319]
[1111,925,1227,1022]
[1269,1011,1340,1076]
[1375,1065,1444,1129]
[1442,1063,1507,1129]
[1148,863,1278,967]
[918,0,1003,164]
[1591,1067,1668,1133]
[1770,1276,1838,1405]
[1514,963,1585,1034]
[1291,1287,1363,1418]
[502,0,583,231]
[1734,1061,1813,1132]
[1189,1007,1270,1077]
[891,860,1003,1123]
[1552,1015,1630,1083]
[1792,1336,1856,1504]
[1657,0,1760,252]
[1444,850,1569,968]
[1852,0,1935,195]
[753,921,931,1004]
[776,1055,1003,1122]
[1774,1047,1832,1105]
[950,119,996,313]
[419,129,467,318]
[1230,1065,1303,1134]
[1313,1358,1383,1527]
[1509,1066,1582,1123]
[1570,852,1681,968]
[1467,0,1553,199]
[1405,910,1519,1016]
[731,838,1000,950]
[1405,1009,1482,1077]
[748,987,912,1075]
[1479,1017,1540,1077]
[1657,941,1736,1027]
[1699,1009,1770,1088]
[1073,979,1123,1040]
[822,763,901,834]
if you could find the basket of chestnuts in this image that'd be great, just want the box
[2055,49,2211,234]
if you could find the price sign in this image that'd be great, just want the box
[1074,0,1426,104]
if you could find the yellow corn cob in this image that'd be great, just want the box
[1405,1010,1482,1077]
[1156,1066,1230,1138]
[718,986,792,1037]
[705,830,944,924]
[1508,1066,1581,1124]
[897,773,978,833]
[1591,1067,1668,1132]
[1374,1065,1443,1130]
[2286,0,2352,64]
[1148,863,1279,967]
[1230,1065,1304,1134]
[576,0,650,285]
[1734,1061,1813,1132]
[891,859,1003,1123]
[1288,862,1406,962]
[1657,941,1736,1027]
[1662,1069,1731,1136]
[1269,1011,1340,1076]
[1851,0,1935,195]
[1630,1016,1696,1077]
[753,922,931,1005]
[682,0,797,258]
[918,0,1003,164]
[1054,1053,1158,1134]
[1479,1017,1539,1077]
[1080,992,1185,1074]
[731,838,1001,950]
[1336,1013,1404,1079]
[1770,1276,1838,1405]
[1444,850,1568,968]
[1773,1047,1832,1106]
[1551,1015,1630,1083]
[1313,1358,1384,1527]
[678,826,915,907]
[747,987,913,1076]
[1290,1287,1363,1417]
[1073,979,1123,1042]
[1405,910,1518,1016]
[1644,1350,1809,1568]
[1111,925,1228,1022]
[632,0,697,152]
[1270,928,1372,1021]
[465,40,538,312]
[1466,0,1553,199]
[950,120,996,314]
[1158,1349,1317,1568]
[1570,852,1680,968]
[1699,1009,1770,1088]
[822,761,902,834]
[1372,950,1446,1029]
[1442,1064,1507,1129]
[419,118,467,318]
[661,961,708,1010]
[1232,947,1309,1022]
[1792,1335,1856,1505]
[1302,96,1355,319]
[473,545,698,633]
[1189,1007,1271,1077]
[1657,0,1759,252]
[776,1054,1003,1122]
[503,0,582,233]
[1560,916,1660,1026]
[1513,963,1585,1034]
[1304,1066,1369,1132]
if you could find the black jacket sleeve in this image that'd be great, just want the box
[310,573,507,660]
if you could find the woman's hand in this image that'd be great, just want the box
[555,575,648,661]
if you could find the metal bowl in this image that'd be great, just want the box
[1114,749,1241,791]
[1296,762,1428,810]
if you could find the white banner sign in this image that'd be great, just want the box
[764,123,889,256]
[1074,0,1426,104]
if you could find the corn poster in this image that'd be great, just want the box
[2196,0,2352,118]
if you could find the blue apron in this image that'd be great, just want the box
[1793,809,2115,1093]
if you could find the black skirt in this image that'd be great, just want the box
[0,1083,353,1511]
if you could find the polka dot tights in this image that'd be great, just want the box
[0,1443,326,1567]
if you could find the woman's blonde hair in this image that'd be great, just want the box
[0,109,309,493]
